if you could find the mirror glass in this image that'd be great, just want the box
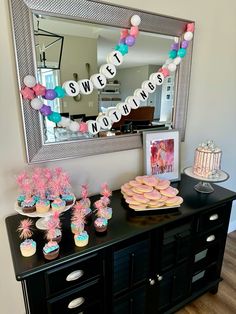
[9,0,193,163]
[33,14,176,144]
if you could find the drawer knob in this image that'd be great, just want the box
[209,214,219,221]
[149,278,155,286]
[68,297,85,309]
[206,235,215,242]
[66,270,84,282]
[156,274,163,281]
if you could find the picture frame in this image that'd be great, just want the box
[143,129,180,181]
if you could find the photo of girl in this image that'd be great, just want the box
[150,139,174,175]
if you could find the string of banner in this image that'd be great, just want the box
[20,15,194,135]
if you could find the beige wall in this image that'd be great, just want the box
[1,0,236,312]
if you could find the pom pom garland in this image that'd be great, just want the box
[20,20,194,136]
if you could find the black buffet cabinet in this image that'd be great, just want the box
[5,175,236,314]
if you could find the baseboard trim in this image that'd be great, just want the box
[228,220,236,233]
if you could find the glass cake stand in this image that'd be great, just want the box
[183,167,229,193]
[15,195,75,230]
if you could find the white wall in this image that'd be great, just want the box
[1,0,236,312]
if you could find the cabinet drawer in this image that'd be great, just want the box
[45,253,101,296]
[47,279,102,314]
[198,204,230,232]
[191,263,219,293]
[195,228,223,251]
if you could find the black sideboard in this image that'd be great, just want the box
[5,174,236,314]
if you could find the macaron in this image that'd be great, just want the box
[125,196,142,205]
[129,180,142,187]
[148,201,165,208]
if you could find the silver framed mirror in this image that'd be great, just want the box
[9,0,194,163]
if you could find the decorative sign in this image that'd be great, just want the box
[20,15,195,136]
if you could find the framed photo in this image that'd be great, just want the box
[143,129,180,181]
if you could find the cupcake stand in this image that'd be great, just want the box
[15,196,75,230]
[183,167,229,193]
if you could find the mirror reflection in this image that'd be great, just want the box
[33,15,176,143]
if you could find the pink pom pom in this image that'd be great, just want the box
[187,23,195,32]
[130,26,139,37]
[161,68,170,78]
[120,29,129,39]
[79,122,88,133]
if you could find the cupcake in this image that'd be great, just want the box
[20,239,36,257]
[61,193,74,206]
[102,207,112,220]
[17,194,25,207]
[43,241,59,260]
[21,197,36,213]
[36,199,50,214]
[52,228,62,243]
[71,222,84,235]
[17,219,36,257]
[74,231,89,247]
[51,198,66,212]
[94,217,108,233]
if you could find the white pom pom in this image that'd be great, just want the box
[167,63,177,72]
[69,121,80,132]
[78,79,93,95]
[96,115,112,130]
[174,37,179,43]
[116,102,131,116]
[130,15,141,26]
[30,98,43,110]
[125,96,140,109]
[58,117,71,128]
[184,31,193,41]
[141,80,156,94]
[24,75,36,88]
[63,81,80,96]
[107,109,122,122]
[173,56,182,65]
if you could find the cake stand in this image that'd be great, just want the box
[15,195,75,230]
[183,167,229,193]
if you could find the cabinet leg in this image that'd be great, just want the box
[210,284,219,294]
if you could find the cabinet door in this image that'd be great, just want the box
[147,262,191,313]
[113,285,146,314]
[113,239,150,296]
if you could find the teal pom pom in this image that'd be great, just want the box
[48,112,62,123]
[54,86,66,98]
[117,43,129,55]
[169,50,177,59]
[177,48,187,58]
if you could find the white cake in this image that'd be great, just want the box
[193,141,222,178]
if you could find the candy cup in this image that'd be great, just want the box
[130,15,141,26]
[47,112,62,124]
[130,26,139,37]
[31,98,43,110]
[177,48,187,58]
[54,86,66,98]
[40,105,52,116]
[125,35,136,47]
[44,89,57,100]
[23,75,36,88]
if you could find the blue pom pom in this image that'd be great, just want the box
[169,50,177,59]
[177,48,187,58]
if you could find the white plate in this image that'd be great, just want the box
[128,204,180,211]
